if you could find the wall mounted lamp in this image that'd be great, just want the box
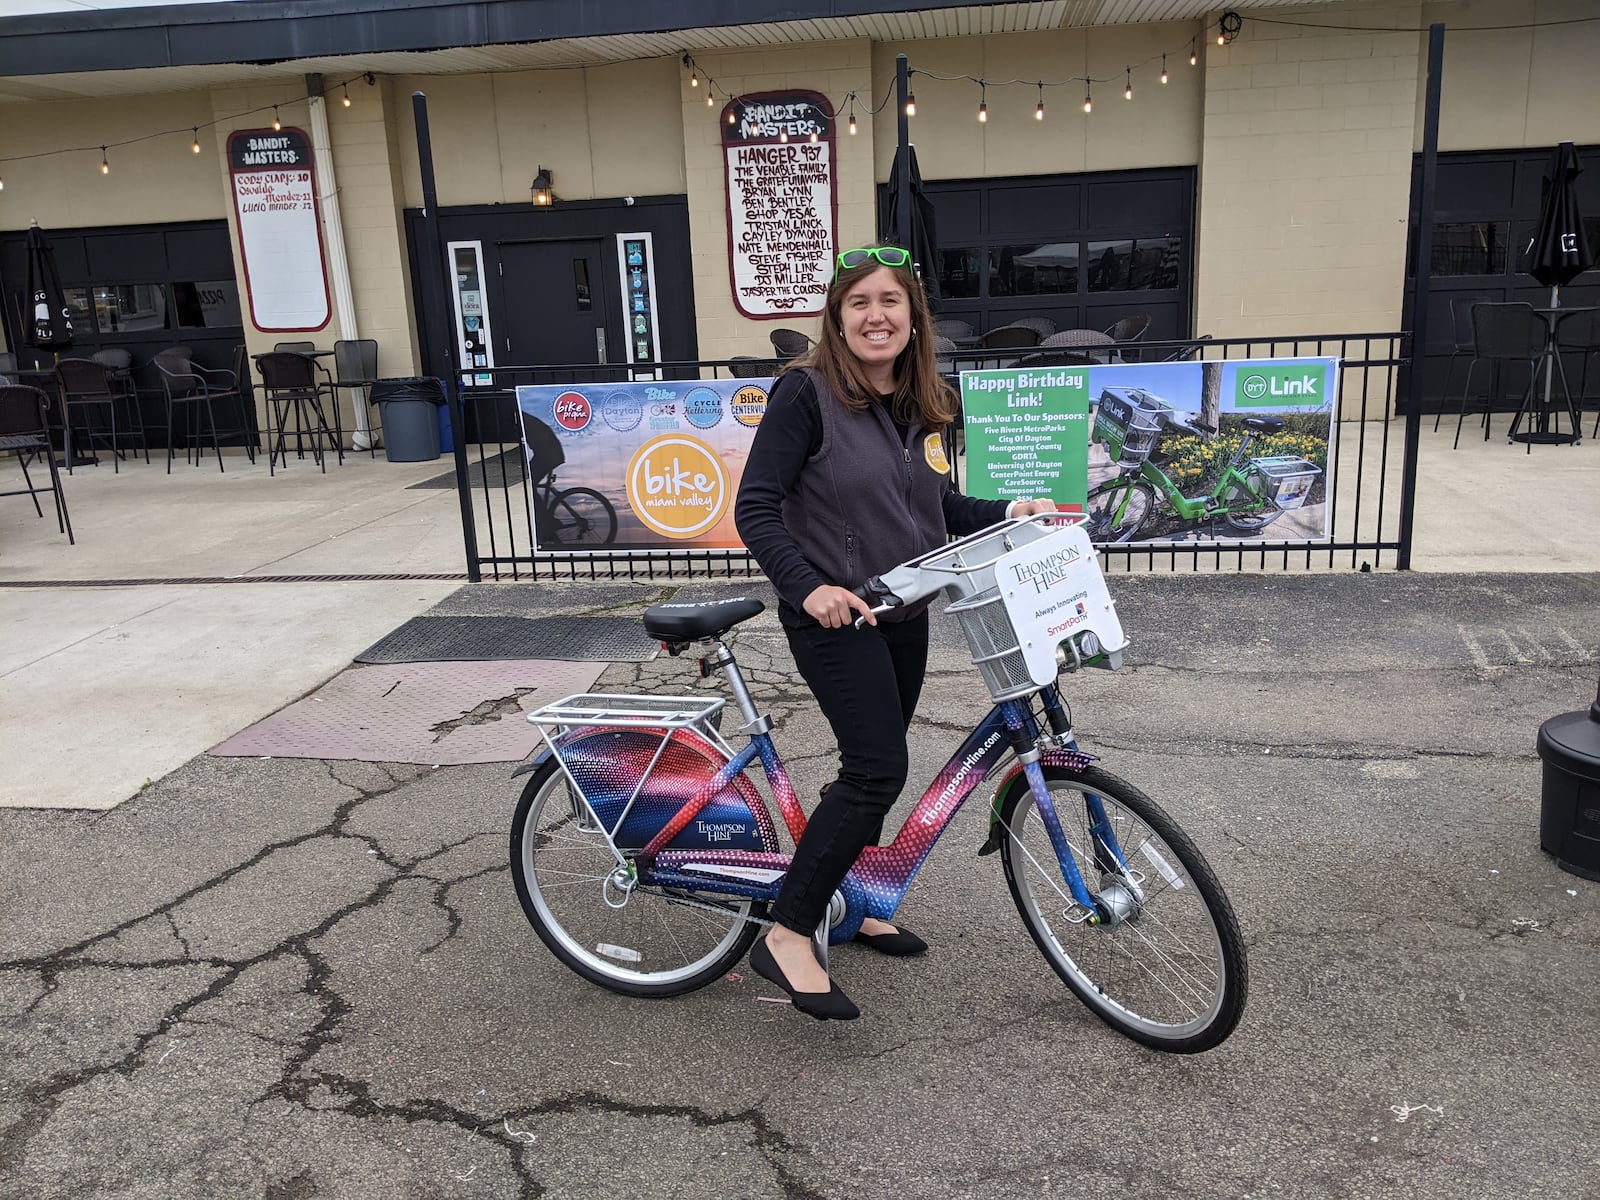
[531,166,555,206]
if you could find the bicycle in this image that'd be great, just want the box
[520,411,618,547]
[509,513,1247,1052]
[1085,390,1322,543]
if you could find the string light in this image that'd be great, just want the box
[342,84,351,107]
[191,128,201,154]
[0,176,5,191]
[1082,84,1092,114]
[1035,82,1045,120]
[848,94,858,135]
[706,90,714,107]
[272,106,281,131]
[727,107,736,125]
[976,80,987,123]
[99,146,109,175]
[1161,55,1169,84]
[779,129,788,143]
[1124,68,1133,100]
[1190,40,1198,66]
[684,54,698,87]
[809,129,818,143]
[905,90,916,117]
[1218,11,1243,45]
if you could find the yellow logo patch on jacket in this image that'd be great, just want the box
[923,433,950,475]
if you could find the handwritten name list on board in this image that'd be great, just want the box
[227,128,331,332]
[721,91,837,319]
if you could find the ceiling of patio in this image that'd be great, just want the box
[0,0,1344,104]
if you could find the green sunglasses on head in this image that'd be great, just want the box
[834,246,912,277]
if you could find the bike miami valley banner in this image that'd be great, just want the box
[516,380,771,552]
[961,356,1339,545]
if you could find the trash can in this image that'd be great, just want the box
[371,377,445,462]
[1537,686,1600,881]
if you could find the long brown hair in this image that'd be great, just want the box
[785,243,956,429]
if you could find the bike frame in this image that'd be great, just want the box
[1103,426,1273,524]
[617,682,1126,936]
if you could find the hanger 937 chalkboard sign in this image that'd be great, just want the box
[720,90,838,320]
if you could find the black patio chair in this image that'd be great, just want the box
[1460,302,1546,448]
[1009,316,1058,340]
[727,356,779,378]
[1554,308,1600,438]
[332,339,379,458]
[56,356,148,472]
[154,347,254,473]
[978,325,1041,350]
[1434,296,1489,434]
[0,384,73,543]
[933,318,975,340]
[255,350,339,474]
[1103,314,1152,343]
[770,328,814,362]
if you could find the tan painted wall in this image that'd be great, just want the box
[1422,0,1600,151]
[682,40,877,364]
[870,22,1205,182]
[1194,1,1424,348]
[391,57,686,209]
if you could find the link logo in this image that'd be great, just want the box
[1236,365,1325,409]
[626,434,729,539]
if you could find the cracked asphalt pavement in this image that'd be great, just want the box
[2,572,1598,1198]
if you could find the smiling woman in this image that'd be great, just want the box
[731,244,1054,1020]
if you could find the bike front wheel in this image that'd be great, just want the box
[997,764,1247,1052]
[550,486,618,546]
[1086,480,1154,542]
[510,758,761,997]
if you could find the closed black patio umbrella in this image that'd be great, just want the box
[24,220,75,355]
[882,144,941,305]
[1527,141,1594,306]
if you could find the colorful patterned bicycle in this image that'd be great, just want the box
[509,513,1248,1052]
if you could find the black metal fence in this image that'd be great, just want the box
[444,332,1413,580]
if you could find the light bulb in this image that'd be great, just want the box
[1161,57,1169,84]
[272,107,281,131]
[1035,100,1045,120]
[1218,30,1226,44]
[690,70,699,88]
[848,112,857,135]
[1,176,7,191]
[977,101,987,123]
[905,93,916,117]
[809,130,818,143]
[727,109,736,125]
[192,128,202,154]
[1190,46,1198,66]
[706,91,714,107]
[1083,90,1092,114]
[1125,81,1133,100]
[342,86,351,108]
[100,148,109,175]
[779,129,788,143]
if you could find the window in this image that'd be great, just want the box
[92,283,169,332]
[992,243,1078,296]
[1432,222,1506,277]
[935,248,982,298]
[1086,238,1182,291]
[572,259,592,310]
[173,280,242,328]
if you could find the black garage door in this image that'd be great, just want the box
[1404,145,1600,411]
[879,167,1195,343]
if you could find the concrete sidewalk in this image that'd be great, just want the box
[2,418,1598,810]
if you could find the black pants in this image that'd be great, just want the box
[770,603,929,936]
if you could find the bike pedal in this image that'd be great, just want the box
[976,827,1004,857]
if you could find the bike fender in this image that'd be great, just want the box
[510,744,556,779]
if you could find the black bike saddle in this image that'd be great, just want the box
[642,596,766,642]
[1242,415,1285,434]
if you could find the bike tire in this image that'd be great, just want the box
[1219,483,1282,533]
[510,756,761,997]
[1086,480,1155,542]
[996,764,1247,1053]
[550,486,618,546]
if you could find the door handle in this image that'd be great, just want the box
[596,328,607,364]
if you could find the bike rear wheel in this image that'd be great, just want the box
[1220,482,1281,532]
[997,764,1246,1052]
[550,486,618,546]
[1086,480,1154,542]
[510,758,761,996]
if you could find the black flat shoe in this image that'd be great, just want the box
[749,939,860,1021]
[852,924,928,956]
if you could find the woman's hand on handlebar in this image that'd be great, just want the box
[803,584,878,629]
[1009,498,1059,518]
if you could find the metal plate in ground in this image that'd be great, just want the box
[407,448,523,490]
[210,659,603,765]
[354,615,658,664]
